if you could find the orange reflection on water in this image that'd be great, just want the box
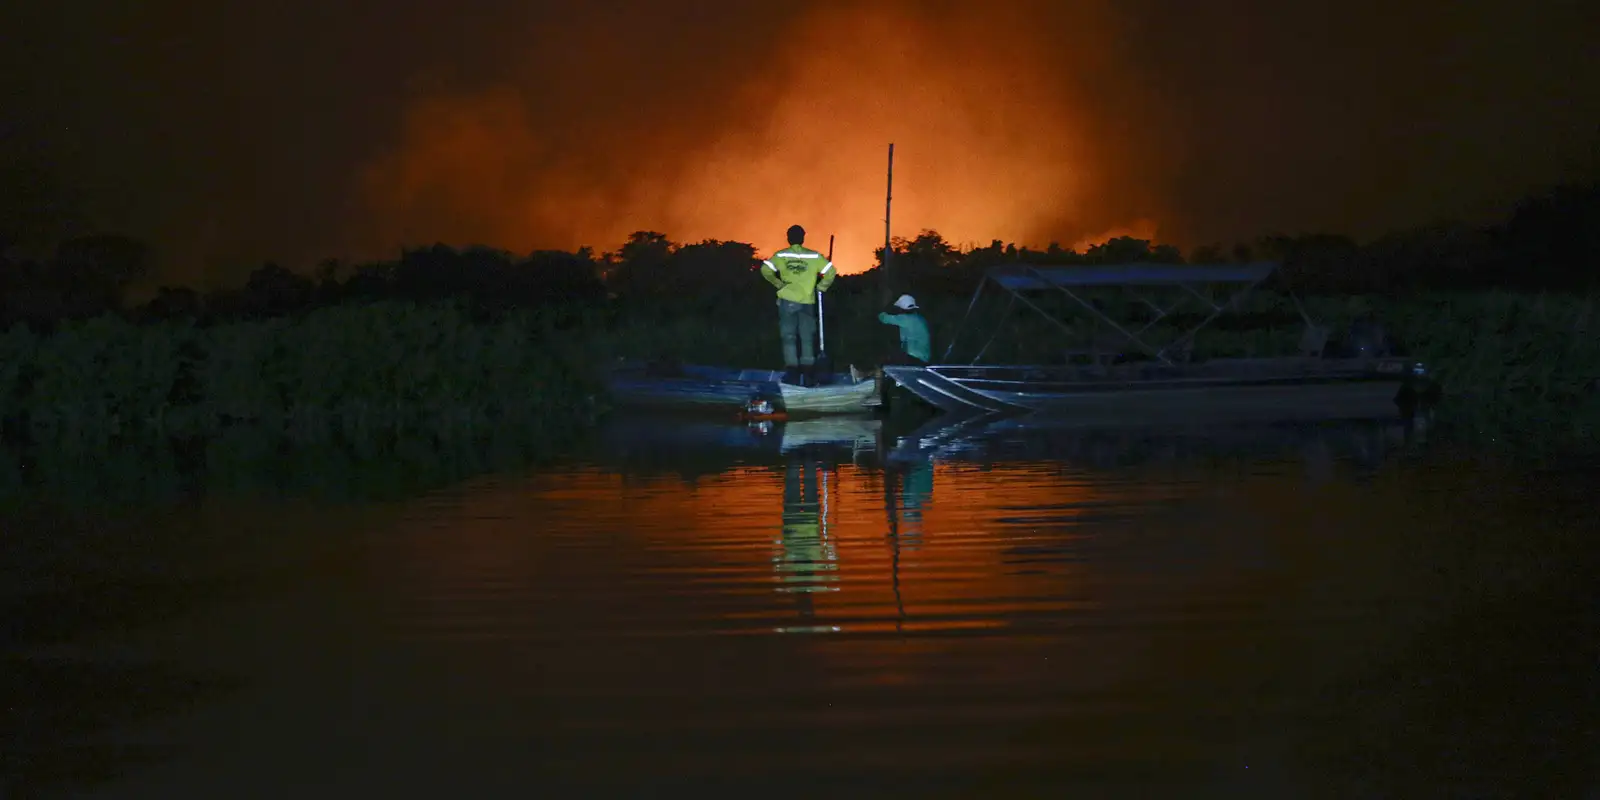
[384,439,1342,675]
[350,432,1510,789]
[725,457,1141,637]
[383,452,1144,645]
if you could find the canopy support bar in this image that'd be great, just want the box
[1021,264,1172,365]
[935,261,1282,367]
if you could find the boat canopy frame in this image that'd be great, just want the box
[941,261,1281,366]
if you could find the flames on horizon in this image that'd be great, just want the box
[355,0,1168,273]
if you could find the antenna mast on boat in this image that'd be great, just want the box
[882,143,895,305]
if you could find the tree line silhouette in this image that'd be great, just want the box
[2,179,1595,332]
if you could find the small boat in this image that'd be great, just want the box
[605,361,881,415]
[884,261,1437,423]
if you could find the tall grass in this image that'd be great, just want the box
[0,301,606,443]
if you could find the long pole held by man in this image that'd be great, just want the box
[815,234,834,376]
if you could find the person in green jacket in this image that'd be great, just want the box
[761,224,836,386]
[878,294,932,363]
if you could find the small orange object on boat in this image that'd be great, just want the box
[739,396,787,422]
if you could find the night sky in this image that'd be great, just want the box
[3,0,1596,285]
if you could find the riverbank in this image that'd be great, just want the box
[2,289,1595,449]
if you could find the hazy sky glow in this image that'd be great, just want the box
[2,0,1595,283]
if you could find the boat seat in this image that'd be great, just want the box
[1299,324,1330,357]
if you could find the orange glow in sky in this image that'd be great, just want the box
[356,1,1158,273]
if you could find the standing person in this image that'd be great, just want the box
[761,224,836,386]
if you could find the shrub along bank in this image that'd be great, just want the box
[0,301,606,443]
[2,288,1595,446]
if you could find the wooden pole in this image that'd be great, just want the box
[882,143,894,305]
[817,234,833,359]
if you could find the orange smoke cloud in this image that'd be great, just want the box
[357,1,1158,273]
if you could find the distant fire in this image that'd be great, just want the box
[357,1,1160,273]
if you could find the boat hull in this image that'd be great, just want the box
[607,362,880,415]
[883,359,1418,424]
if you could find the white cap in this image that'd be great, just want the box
[893,294,918,310]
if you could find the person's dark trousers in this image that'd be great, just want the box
[777,298,818,385]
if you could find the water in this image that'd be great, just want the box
[3,413,1597,798]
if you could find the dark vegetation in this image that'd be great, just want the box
[1,180,1597,458]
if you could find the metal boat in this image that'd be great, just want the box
[882,261,1434,421]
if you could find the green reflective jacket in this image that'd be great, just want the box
[762,244,836,305]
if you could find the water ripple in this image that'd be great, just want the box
[71,415,1600,797]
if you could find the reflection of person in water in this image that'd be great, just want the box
[878,426,938,629]
[877,425,935,550]
[895,459,934,550]
[775,448,839,621]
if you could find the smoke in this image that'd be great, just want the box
[10,0,1596,287]
[356,0,1163,271]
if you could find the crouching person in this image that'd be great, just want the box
[878,294,931,365]
[854,293,932,381]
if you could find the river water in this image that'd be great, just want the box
[3,413,1597,798]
